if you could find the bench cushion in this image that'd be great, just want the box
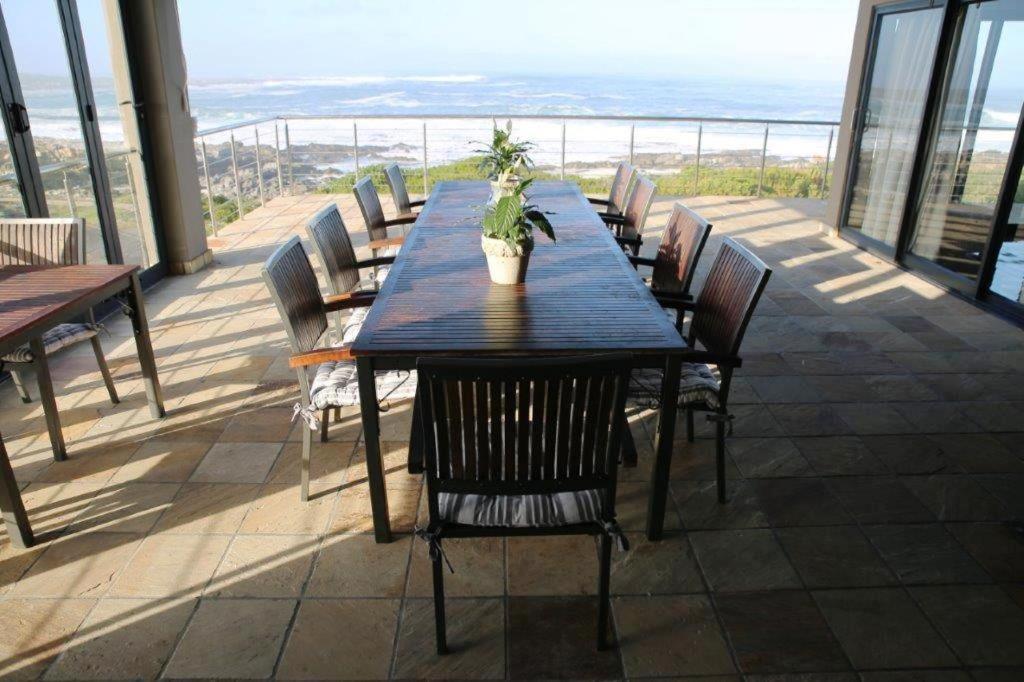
[1,323,100,364]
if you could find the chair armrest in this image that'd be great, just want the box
[289,346,354,368]
[653,292,695,311]
[324,291,376,312]
[628,255,657,270]
[588,197,610,207]
[355,256,395,270]
[367,236,404,251]
[600,213,626,224]
[383,215,417,228]
[409,199,426,208]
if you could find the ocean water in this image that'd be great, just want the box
[20,72,1017,168]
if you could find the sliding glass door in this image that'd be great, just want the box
[840,0,1024,321]
[905,0,1024,291]
[842,2,943,252]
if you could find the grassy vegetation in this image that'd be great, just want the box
[203,193,260,233]
[315,157,831,200]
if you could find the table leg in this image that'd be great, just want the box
[357,357,392,543]
[0,434,33,548]
[31,338,66,462]
[127,273,165,419]
[646,355,681,541]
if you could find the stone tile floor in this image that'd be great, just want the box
[1,191,1023,679]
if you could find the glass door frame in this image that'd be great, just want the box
[840,0,1024,322]
[838,0,948,260]
[0,0,166,281]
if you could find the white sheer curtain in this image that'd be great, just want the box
[859,9,943,245]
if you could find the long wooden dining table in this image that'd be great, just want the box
[0,264,164,547]
[351,180,685,543]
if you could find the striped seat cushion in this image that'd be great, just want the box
[1,323,100,364]
[629,362,721,409]
[437,489,604,528]
[308,360,416,409]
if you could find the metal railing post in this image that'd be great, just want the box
[821,126,835,198]
[628,124,635,165]
[560,121,566,180]
[284,121,293,193]
[62,171,77,215]
[229,131,244,219]
[694,122,703,195]
[757,123,769,197]
[254,126,266,207]
[353,121,360,180]
[200,138,217,233]
[422,122,428,194]
[274,121,283,197]
[124,157,149,266]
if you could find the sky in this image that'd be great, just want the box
[173,0,860,84]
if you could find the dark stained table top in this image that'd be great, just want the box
[351,181,683,357]
[0,264,138,350]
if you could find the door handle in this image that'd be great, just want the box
[8,102,29,134]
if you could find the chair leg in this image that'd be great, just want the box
[716,418,727,504]
[90,336,119,405]
[9,369,31,403]
[685,407,694,443]
[301,418,312,502]
[620,417,638,468]
[432,541,448,655]
[333,406,341,422]
[408,389,424,474]
[319,408,330,443]
[597,532,612,651]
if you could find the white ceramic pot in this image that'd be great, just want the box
[481,235,532,284]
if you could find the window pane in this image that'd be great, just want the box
[908,1,1024,283]
[844,7,943,246]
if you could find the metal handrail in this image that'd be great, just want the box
[194,112,841,138]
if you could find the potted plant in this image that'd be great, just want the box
[475,121,533,202]
[480,179,555,284]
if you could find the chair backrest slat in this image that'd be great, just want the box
[606,162,636,216]
[306,203,361,297]
[261,236,328,354]
[690,237,772,358]
[652,203,712,296]
[0,218,86,267]
[418,355,631,496]
[384,163,413,216]
[353,177,388,242]
[621,175,656,240]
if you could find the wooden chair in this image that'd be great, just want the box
[306,203,401,338]
[262,236,415,500]
[353,176,416,250]
[628,203,712,331]
[0,218,118,408]
[590,161,635,219]
[417,354,632,654]
[631,238,771,503]
[383,163,426,218]
[606,175,656,256]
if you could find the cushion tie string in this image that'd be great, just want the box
[705,412,735,436]
[291,403,320,431]
[414,525,455,573]
[602,520,630,552]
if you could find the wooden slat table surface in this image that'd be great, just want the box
[0,264,138,348]
[351,180,686,545]
[351,181,683,356]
